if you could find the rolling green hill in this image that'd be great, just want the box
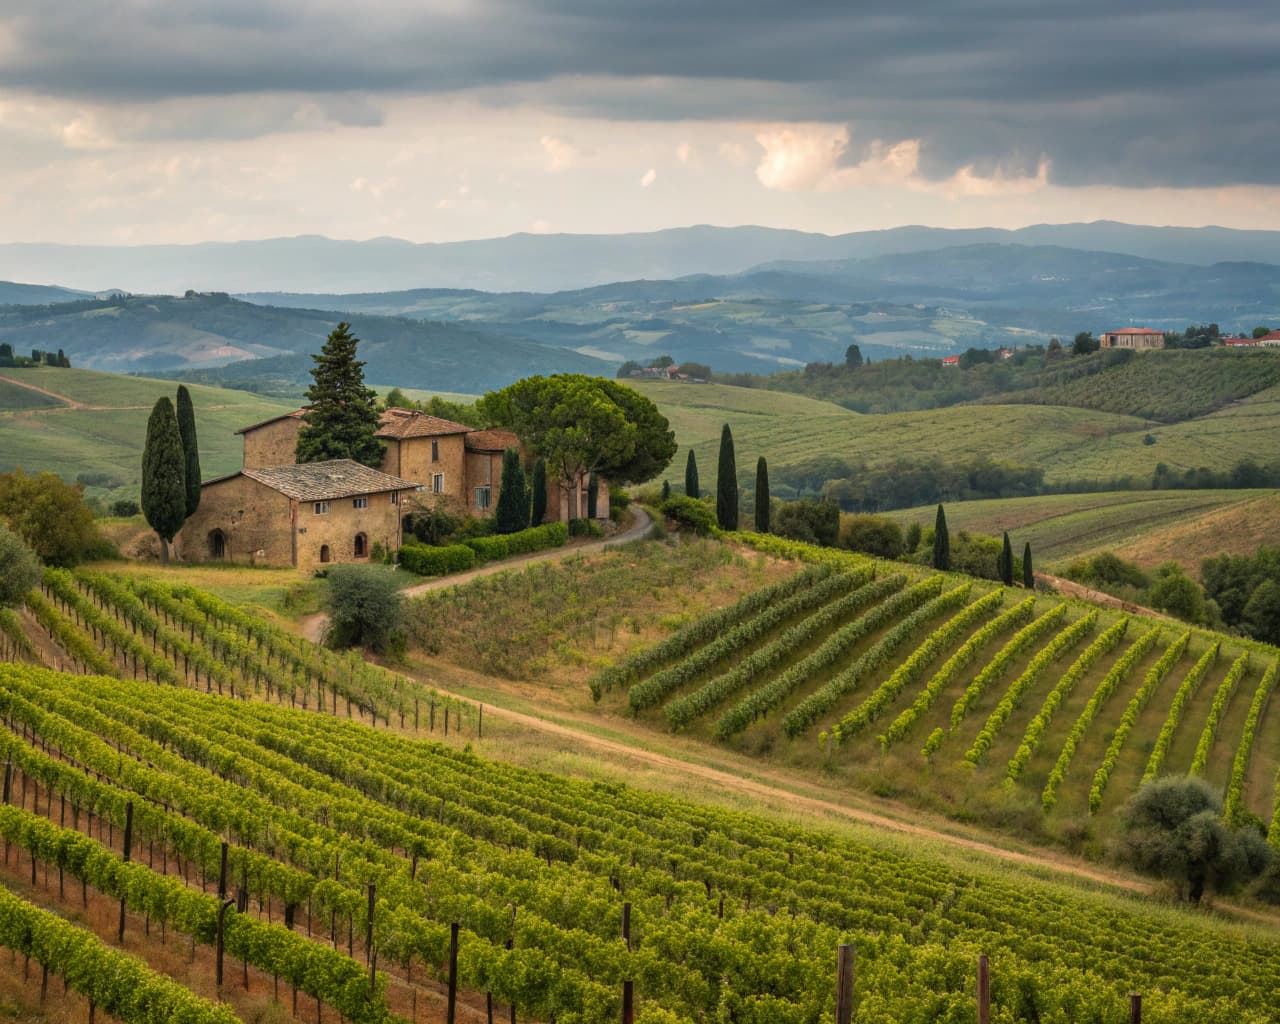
[884,490,1280,569]
[0,367,291,503]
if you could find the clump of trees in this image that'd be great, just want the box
[381,386,483,427]
[323,564,405,654]
[0,469,112,566]
[0,344,70,368]
[1120,776,1270,904]
[0,524,40,607]
[140,385,203,566]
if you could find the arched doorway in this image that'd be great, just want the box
[208,529,227,560]
[319,544,332,563]
[354,533,368,558]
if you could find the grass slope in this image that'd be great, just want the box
[0,367,291,502]
[639,378,1280,492]
[885,490,1278,569]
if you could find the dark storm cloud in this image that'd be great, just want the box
[4,0,1279,187]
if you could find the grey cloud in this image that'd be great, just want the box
[3,1,1279,187]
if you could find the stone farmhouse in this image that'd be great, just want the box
[179,406,608,569]
[1099,328,1165,350]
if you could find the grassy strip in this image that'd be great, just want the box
[1142,643,1222,783]
[1223,658,1279,826]
[1189,652,1252,776]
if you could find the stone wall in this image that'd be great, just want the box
[178,475,294,566]
[293,490,404,573]
[384,434,468,513]
[242,417,302,469]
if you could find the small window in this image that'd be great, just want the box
[352,497,368,510]
[313,501,330,515]
[431,440,439,462]
[390,491,399,505]
[432,473,445,494]
[475,486,491,511]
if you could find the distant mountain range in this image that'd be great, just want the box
[0,281,93,306]
[3,232,1278,390]
[0,293,611,394]
[6,221,1280,295]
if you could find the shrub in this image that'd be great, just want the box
[323,564,405,654]
[466,521,569,561]
[0,524,39,607]
[660,495,718,536]
[568,518,604,539]
[109,499,141,518]
[404,505,465,546]
[839,514,905,558]
[399,543,476,576]
[775,498,840,547]
[0,469,109,566]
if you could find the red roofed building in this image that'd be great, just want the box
[1099,328,1165,350]
[1255,330,1280,347]
[941,355,961,367]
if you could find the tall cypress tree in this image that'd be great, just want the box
[716,424,738,531]
[1000,531,1014,586]
[661,479,671,502]
[175,385,201,518]
[530,458,548,524]
[932,503,950,571]
[586,472,599,519]
[1023,542,1035,589]
[141,396,187,567]
[754,456,770,533]
[684,449,699,499]
[296,322,385,467]
[495,448,530,534]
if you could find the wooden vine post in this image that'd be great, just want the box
[835,943,855,1024]
[1129,993,1143,1024]
[977,954,990,1024]
[215,898,235,993]
[117,802,133,943]
[622,901,634,1024]
[447,922,460,1024]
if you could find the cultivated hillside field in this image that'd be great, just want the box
[639,378,1280,494]
[885,489,1280,569]
[2,559,1279,1024]
[0,367,291,503]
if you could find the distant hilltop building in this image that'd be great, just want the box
[178,406,606,570]
[1099,328,1165,350]
[1225,330,1280,348]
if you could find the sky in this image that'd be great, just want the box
[3,0,1280,245]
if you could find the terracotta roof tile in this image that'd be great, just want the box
[375,408,472,439]
[464,429,521,452]
[240,460,419,501]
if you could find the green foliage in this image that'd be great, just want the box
[844,343,863,369]
[1143,643,1222,783]
[1064,551,1151,594]
[529,456,548,524]
[1189,652,1250,776]
[495,448,531,533]
[775,498,839,547]
[296,322,385,468]
[1072,331,1099,355]
[175,384,201,518]
[659,494,718,536]
[965,611,1098,767]
[716,423,738,531]
[586,471,599,519]
[1042,625,1163,811]
[879,596,1037,751]
[464,522,568,562]
[839,514,904,558]
[110,498,141,517]
[478,374,675,489]
[999,532,1014,586]
[140,395,186,564]
[932,503,949,571]
[1146,562,1212,625]
[834,588,1007,743]
[398,542,477,577]
[590,566,827,698]
[1203,546,1280,643]
[0,523,39,607]
[754,456,770,533]
[1089,633,1191,813]
[382,386,483,426]
[1222,659,1277,826]
[684,448,699,498]
[1121,776,1272,903]
[1022,542,1034,588]
[323,564,405,654]
[568,517,603,538]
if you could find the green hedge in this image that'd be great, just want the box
[399,543,477,576]
[465,522,569,562]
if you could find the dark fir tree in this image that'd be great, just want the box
[495,448,530,534]
[175,385,201,518]
[530,458,548,524]
[716,424,738,531]
[685,449,699,499]
[141,396,187,567]
[586,472,599,519]
[1023,542,1035,589]
[296,322,384,467]
[661,479,671,501]
[932,503,950,571]
[1000,531,1014,586]
[754,456,770,533]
